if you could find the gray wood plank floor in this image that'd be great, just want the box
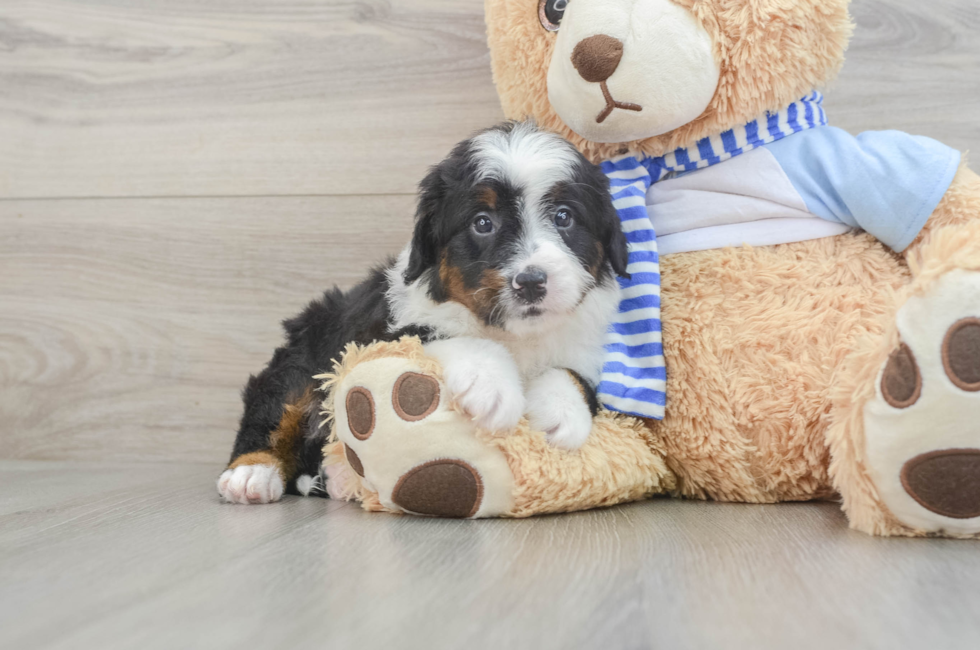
[2,461,980,650]
[2,1,980,647]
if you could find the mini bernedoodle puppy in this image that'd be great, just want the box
[218,121,630,504]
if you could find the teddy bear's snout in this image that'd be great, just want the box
[569,33,642,124]
[571,34,624,83]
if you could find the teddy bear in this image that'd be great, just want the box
[320,0,980,538]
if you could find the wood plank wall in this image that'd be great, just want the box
[1,0,978,464]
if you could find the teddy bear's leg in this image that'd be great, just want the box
[322,337,675,518]
[324,341,516,517]
[828,164,980,537]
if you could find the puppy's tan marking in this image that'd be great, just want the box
[478,186,498,210]
[228,450,278,470]
[589,241,605,280]
[439,253,506,322]
[227,387,315,483]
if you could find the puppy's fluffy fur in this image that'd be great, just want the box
[218,122,628,504]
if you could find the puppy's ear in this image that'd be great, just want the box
[403,168,443,285]
[594,174,630,279]
[607,227,631,279]
[579,155,631,280]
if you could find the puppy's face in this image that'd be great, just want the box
[404,122,629,333]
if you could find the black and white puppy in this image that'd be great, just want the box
[218,121,629,504]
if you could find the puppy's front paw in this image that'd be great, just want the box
[446,361,525,433]
[526,368,594,451]
[217,463,284,504]
[424,338,525,434]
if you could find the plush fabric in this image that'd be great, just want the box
[598,157,666,419]
[827,164,980,537]
[546,0,721,143]
[486,0,853,164]
[322,336,675,518]
[323,0,980,537]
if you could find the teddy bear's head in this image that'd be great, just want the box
[485,0,853,162]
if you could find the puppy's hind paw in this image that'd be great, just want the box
[217,463,284,504]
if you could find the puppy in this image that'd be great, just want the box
[218,121,629,504]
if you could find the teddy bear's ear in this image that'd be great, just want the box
[404,167,444,285]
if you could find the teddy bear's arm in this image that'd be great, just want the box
[906,163,980,258]
[765,126,962,252]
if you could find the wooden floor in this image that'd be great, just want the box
[2,1,980,648]
[2,460,979,650]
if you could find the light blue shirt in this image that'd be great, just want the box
[600,97,961,419]
[765,127,961,251]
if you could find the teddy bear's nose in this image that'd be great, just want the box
[571,34,624,84]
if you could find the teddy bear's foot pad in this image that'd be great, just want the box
[391,459,484,518]
[901,449,980,519]
[332,355,514,518]
[865,269,980,534]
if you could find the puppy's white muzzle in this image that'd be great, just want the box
[507,240,592,324]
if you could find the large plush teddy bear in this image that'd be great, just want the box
[321,0,980,538]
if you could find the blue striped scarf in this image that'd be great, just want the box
[597,92,827,419]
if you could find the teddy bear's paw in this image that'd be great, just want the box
[864,269,980,534]
[423,338,525,434]
[526,369,593,451]
[332,354,514,518]
[217,464,285,504]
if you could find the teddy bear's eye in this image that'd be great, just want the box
[538,0,568,32]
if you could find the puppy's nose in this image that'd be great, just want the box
[514,267,548,304]
[571,34,624,83]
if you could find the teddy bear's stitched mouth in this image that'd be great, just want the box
[596,81,642,123]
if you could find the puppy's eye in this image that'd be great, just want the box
[554,207,573,229]
[538,0,568,32]
[473,214,494,235]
